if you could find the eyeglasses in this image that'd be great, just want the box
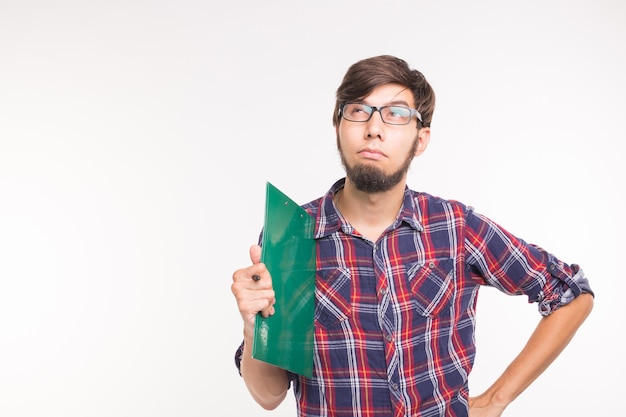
[340,103,422,125]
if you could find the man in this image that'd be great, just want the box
[231,55,594,417]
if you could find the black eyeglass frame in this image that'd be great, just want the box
[339,103,423,126]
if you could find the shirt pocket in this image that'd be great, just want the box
[314,267,352,330]
[407,258,455,317]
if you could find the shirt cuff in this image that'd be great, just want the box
[538,263,593,316]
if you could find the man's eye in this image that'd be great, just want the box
[388,107,409,118]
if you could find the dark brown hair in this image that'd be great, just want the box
[332,55,435,128]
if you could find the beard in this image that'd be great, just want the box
[339,138,418,193]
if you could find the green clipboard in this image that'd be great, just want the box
[252,182,316,377]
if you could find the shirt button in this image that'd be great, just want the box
[428,261,436,269]
[385,334,393,342]
[380,288,387,295]
[391,382,399,391]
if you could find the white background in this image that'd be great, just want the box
[0,0,623,416]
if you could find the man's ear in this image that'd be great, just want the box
[414,127,431,157]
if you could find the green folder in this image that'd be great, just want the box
[252,182,316,377]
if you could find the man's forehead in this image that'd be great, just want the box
[362,83,413,105]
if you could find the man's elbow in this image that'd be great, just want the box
[577,292,594,318]
[564,292,594,324]
[254,390,288,410]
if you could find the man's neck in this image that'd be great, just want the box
[335,179,406,242]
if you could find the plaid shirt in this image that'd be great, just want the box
[235,178,592,417]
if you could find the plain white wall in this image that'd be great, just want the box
[0,0,623,415]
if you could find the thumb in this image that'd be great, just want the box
[249,244,262,265]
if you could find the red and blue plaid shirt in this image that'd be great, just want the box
[236,178,592,417]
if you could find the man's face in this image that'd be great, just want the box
[336,83,430,193]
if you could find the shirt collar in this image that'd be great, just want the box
[314,178,424,239]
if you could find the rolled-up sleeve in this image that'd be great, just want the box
[536,258,594,316]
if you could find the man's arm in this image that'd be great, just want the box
[231,244,290,410]
[469,293,594,416]
[239,324,290,410]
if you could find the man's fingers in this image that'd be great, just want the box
[232,263,268,285]
[260,304,276,318]
[243,294,276,320]
[249,244,262,265]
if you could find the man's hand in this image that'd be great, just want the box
[231,244,276,331]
